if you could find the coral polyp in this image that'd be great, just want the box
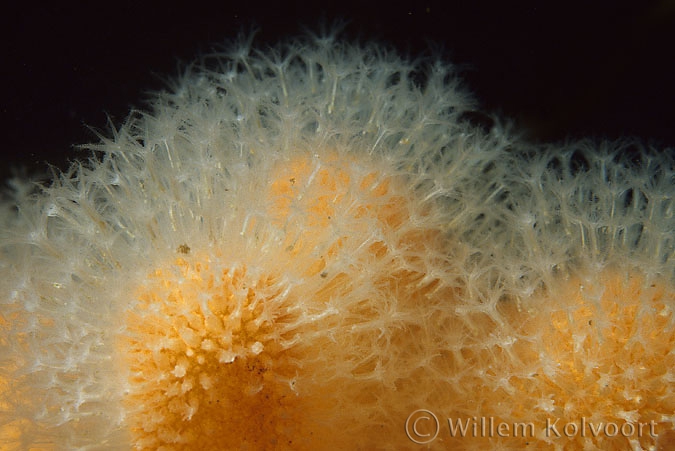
[0,30,673,450]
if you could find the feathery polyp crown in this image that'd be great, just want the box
[0,30,674,450]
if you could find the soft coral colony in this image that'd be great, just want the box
[0,30,674,450]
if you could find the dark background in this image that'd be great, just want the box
[1,1,674,183]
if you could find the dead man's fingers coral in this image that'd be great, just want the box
[0,29,674,450]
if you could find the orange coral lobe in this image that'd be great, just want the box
[120,151,442,449]
[468,271,675,450]
[123,258,329,449]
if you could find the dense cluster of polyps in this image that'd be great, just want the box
[0,31,673,450]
